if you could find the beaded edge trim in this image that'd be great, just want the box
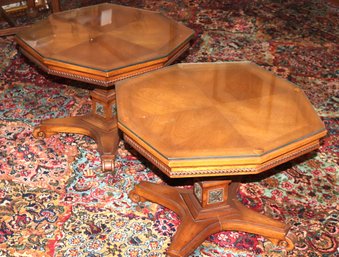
[20,43,189,87]
[123,134,319,177]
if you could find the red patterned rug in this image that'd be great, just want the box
[0,1,338,256]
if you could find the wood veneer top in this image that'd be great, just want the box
[117,62,326,172]
[15,3,193,74]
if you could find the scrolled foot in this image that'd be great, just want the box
[33,128,57,139]
[37,131,45,139]
[278,230,296,251]
[129,189,146,203]
[268,230,296,251]
[33,127,45,139]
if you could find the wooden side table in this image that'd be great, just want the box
[15,3,194,171]
[116,62,327,257]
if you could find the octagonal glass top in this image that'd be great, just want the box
[117,62,326,168]
[15,3,194,72]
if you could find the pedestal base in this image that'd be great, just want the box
[33,114,119,172]
[33,88,119,172]
[129,181,295,257]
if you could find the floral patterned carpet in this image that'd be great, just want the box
[0,0,338,256]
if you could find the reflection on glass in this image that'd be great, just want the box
[16,3,194,71]
[117,62,326,160]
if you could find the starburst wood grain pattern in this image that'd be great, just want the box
[119,62,326,257]
[117,62,326,177]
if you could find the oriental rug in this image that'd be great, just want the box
[0,1,338,257]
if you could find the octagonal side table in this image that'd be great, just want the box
[116,62,327,257]
[15,3,194,171]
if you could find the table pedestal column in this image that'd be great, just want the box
[129,180,295,257]
[33,88,119,172]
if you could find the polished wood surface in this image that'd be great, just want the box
[119,62,326,256]
[15,3,194,86]
[15,4,193,171]
[117,62,327,177]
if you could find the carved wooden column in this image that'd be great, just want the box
[91,89,116,120]
[193,180,231,207]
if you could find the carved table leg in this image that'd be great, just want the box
[33,89,119,172]
[130,181,296,257]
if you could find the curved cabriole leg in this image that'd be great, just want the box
[130,181,296,257]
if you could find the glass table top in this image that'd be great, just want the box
[116,62,326,163]
[16,3,194,72]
